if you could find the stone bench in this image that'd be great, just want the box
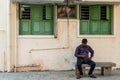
[75,62,116,77]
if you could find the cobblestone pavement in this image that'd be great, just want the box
[0,70,120,80]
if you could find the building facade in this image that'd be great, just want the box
[0,0,120,72]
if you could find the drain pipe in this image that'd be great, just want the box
[54,5,58,38]
[6,0,11,72]
[14,2,17,72]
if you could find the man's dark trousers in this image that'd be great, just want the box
[77,59,96,75]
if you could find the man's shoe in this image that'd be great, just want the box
[76,75,82,79]
[76,76,81,79]
[89,74,97,78]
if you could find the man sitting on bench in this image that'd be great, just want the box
[75,38,96,79]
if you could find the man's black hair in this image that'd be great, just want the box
[82,38,88,44]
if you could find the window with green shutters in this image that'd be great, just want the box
[80,5,112,35]
[19,4,54,35]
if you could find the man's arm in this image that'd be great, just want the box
[74,46,85,58]
[89,46,94,59]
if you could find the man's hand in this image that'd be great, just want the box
[78,55,85,59]
[89,57,92,60]
[81,55,85,58]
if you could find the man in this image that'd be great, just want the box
[75,38,96,79]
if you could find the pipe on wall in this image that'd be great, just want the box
[54,5,58,38]
[13,2,18,72]
[6,0,11,72]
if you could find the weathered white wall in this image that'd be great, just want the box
[0,0,7,30]
[0,0,120,72]
[9,3,120,71]
[0,32,6,71]
[1,1,120,72]
[0,0,7,71]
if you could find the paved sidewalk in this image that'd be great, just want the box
[0,70,120,80]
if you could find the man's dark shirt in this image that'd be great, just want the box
[75,44,94,64]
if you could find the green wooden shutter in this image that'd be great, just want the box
[32,21,40,35]
[80,6,89,20]
[20,5,22,19]
[90,21,100,34]
[20,20,31,35]
[90,6,100,34]
[31,5,43,35]
[106,6,110,20]
[80,5,112,35]
[46,5,53,19]
[39,21,45,34]
[90,6,100,20]
[45,5,54,35]
[31,5,42,20]
[44,20,53,35]
[80,20,90,34]
[101,21,111,34]
[20,5,31,19]
[20,4,54,35]
[101,6,111,34]
[20,5,31,35]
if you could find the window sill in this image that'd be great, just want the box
[18,35,55,39]
[78,35,116,38]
